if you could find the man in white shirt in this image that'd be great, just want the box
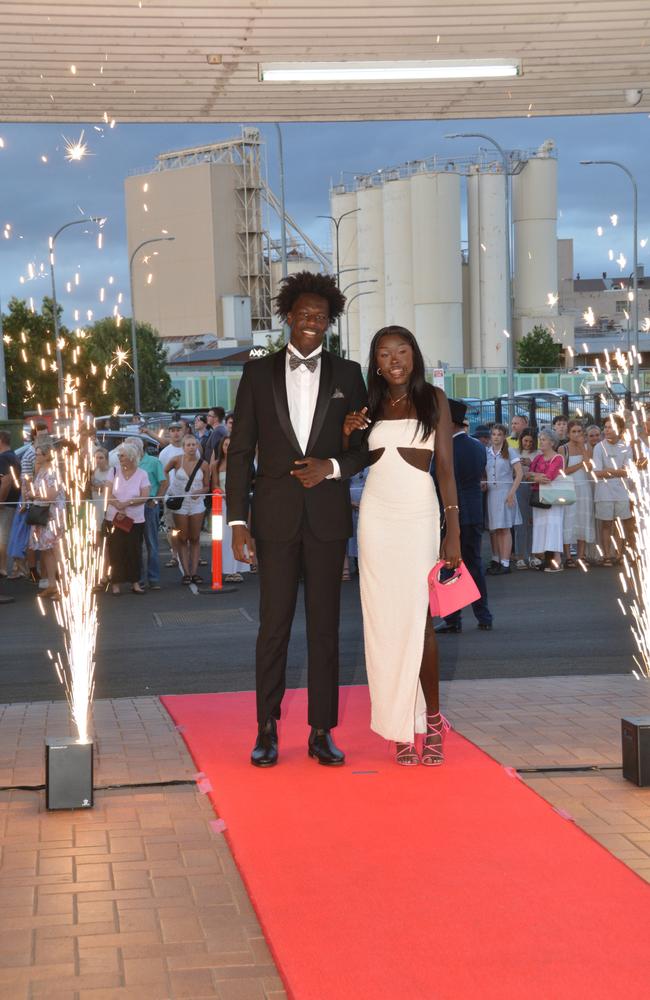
[226,271,368,769]
[159,422,185,568]
[592,413,634,563]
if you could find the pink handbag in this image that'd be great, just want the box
[428,560,481,619]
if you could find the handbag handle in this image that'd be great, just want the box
[432,562,464,587]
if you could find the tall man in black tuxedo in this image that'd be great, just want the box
[226,272,368,768]
[434,398,493,633]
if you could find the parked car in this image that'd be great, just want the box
[95,429,161,456]
[459,398,483,432]
[580,379,627,398]
[504,389,570,402]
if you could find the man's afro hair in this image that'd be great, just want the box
[274,270,346,323]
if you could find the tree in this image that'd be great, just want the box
[516,325,562,372]
[1,296,62,417]
[264,330,286,354]
[0,298,179,419]
[84,317,180,414]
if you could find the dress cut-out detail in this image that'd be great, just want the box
[396,447,433,472]
[367,448,385,466]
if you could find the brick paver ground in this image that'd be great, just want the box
[444,674,650,880]
[0,676,648,997]
[0,698,285,1000]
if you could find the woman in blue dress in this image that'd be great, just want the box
[485,423,522,576]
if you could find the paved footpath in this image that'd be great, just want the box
[0,675,649,998]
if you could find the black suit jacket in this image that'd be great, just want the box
[226,348,369,542]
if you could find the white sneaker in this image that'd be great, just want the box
[515,559,528,570]
[529,557,542,569]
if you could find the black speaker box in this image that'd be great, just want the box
[45,738,94,810]
[621,717,650,787]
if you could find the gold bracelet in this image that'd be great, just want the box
[444,504,460,512]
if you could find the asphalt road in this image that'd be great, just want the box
[0,548,637,703]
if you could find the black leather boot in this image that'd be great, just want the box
[434,621,462,634]
[308,728,345,766]
[251,718,278,767]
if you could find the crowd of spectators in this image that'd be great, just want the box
[0,398,645,599]
[475,410,640,574]
[0,408,242,600]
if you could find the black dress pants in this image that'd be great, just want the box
[445,522,492,627]
[255,518,347,730]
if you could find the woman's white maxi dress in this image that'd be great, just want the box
[358,419,440,743]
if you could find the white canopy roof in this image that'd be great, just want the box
[2,0,648,122]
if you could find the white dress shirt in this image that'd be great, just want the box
[286,343,323,453]
[228,344,340,527]
[285,343,340,478]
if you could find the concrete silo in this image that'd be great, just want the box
[410,170,463,367]
[512,150,559,338]
[356,183,386,365]
[382,176,415,333]
[467,166,509,369]
[330,186,360,361]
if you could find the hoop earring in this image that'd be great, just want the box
[377,368,382,376]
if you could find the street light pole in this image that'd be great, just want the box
[445,132,514,407]
[317,208,360,354]
[49,216,105,402]
[345,289,376,361]
[341,279,378,359]
[128,236,175,414]
[274,125,288,283]
[580,159,639,384]
[274,124,289,344]
[0,299,7,419]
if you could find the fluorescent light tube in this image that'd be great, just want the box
[259,60,521,83]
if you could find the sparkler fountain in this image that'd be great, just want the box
[593,348,650,785]
[44,400,104,808]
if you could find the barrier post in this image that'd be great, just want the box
[211,490,223,591]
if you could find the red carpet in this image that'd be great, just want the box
[162,687,650,999]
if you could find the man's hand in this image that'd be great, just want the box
[290,458,333,488]
[232,524,256,564]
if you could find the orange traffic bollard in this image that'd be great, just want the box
[211,490,223,591]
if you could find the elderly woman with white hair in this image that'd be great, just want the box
[526,428,566,573]
[104,441,150,595]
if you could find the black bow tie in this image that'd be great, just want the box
[289,354,319,373]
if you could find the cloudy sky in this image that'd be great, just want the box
[0,112,648,329]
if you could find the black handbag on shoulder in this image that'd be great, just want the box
[26,504,51,526]
[166,459,203,511]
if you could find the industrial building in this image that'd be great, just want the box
[125,128,326,347]
[125,130,642,386]
[125,129,273,343]
[332,143,560,368]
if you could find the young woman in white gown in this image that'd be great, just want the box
[345,327,461,766]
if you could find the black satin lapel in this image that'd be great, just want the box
[272,348,303,454]
[305,351,335,455]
